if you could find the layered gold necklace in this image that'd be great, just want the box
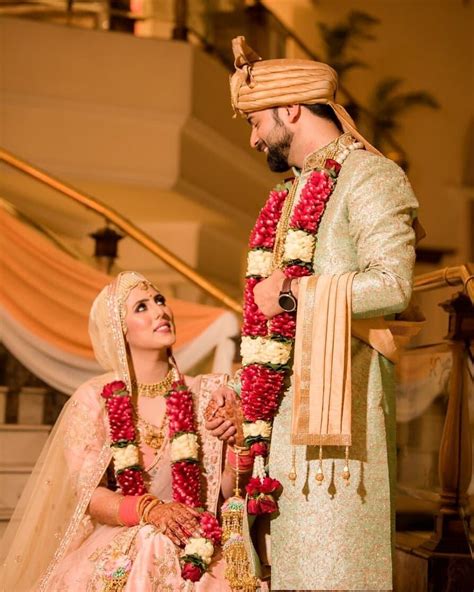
[137,415,167,450]
[135,368,174,450]
[137,368,174,398]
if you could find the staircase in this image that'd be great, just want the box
[0,421,51,537]
[0,350,67,537]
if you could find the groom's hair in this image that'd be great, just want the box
[302,104,344,132]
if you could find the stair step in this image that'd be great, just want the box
[0,387,7,423]
[0,424,51,466]
[18,387,47,425]
[0,425,52,532]
[0,506,13,538]
[0,506,13,521]
[0,463,35,473]
[0,424,51,432]
[0,467,32,510]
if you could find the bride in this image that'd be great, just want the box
[0,271,236,591]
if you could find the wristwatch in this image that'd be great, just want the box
[278,277,298,312]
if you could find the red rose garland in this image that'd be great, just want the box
[101,376,222,582]
[101,380,147,495]
[241,159,345,513]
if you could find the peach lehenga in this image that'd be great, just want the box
[0,272,231,591]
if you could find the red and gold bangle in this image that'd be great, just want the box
[116,496,126,526]
[118,495,142,526]
[226,446,254,473]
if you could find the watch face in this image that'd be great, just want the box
[279,293,297,312]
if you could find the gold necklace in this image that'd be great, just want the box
[137,415,167,450]
[137,368,174,398]
[272,180,299,270]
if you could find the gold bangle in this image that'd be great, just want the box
[136,494,155,521]
[137,493,154,513]
[229,445,251,455]
[137,495,154,521]
[141,499,163,524]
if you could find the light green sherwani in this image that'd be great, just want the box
[269,146,418,590]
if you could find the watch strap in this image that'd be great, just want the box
[281,277,292,295]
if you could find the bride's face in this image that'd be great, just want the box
[124,284,176,352]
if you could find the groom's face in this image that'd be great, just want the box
[248,109,294,173]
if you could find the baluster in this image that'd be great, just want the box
[420,292,473,555]
[172,0,188,41]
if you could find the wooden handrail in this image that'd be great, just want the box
[414,263,474,304]
[0,148,243,314]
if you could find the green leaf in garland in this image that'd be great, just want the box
[182,554,207,571]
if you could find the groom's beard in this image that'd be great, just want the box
[266,126,294,173]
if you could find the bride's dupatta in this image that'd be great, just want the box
[0,272,223,591]
[0,375,112,591]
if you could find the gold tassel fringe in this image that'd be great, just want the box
[221,496,257,592]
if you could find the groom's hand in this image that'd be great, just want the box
[253,269,286,318]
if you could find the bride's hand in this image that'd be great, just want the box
[147,502,201,546]
[204,386,245,446]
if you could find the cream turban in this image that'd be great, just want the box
[230,36,381,155]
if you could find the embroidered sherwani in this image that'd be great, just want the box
[269,144,418,590]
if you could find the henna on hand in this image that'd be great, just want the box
[204,386,244,446]
[146,502,201,547]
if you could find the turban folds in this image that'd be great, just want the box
[230,36,381,155]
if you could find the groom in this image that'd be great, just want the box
[206,36,421,590]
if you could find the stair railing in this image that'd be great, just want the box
[412,262,473,556]
[0,147,242,314]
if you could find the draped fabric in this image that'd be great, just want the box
[0,205,239,393]
[292,273,355,447]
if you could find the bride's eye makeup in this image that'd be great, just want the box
[133,293,165,313]
[134,300,148,313]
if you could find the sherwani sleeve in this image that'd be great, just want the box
[348,156,419,319]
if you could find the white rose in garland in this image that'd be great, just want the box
[241,336,292,366]
[243,420,272,440]
[283,229,316,263]
[170,433,199,462]
[184,538,215,565]
[247,249,273,278]
[113,444,140,471]
[264,339,292,365]
[240,336,265,364]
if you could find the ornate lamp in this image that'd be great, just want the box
[89,224,124,274]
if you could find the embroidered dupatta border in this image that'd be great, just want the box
[38,443,112,591]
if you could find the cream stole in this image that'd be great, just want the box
[291,273,423,446]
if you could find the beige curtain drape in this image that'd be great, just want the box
[0,204,239,391]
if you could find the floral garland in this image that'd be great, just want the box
[240,147,361,514]
[101,378,222,583]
